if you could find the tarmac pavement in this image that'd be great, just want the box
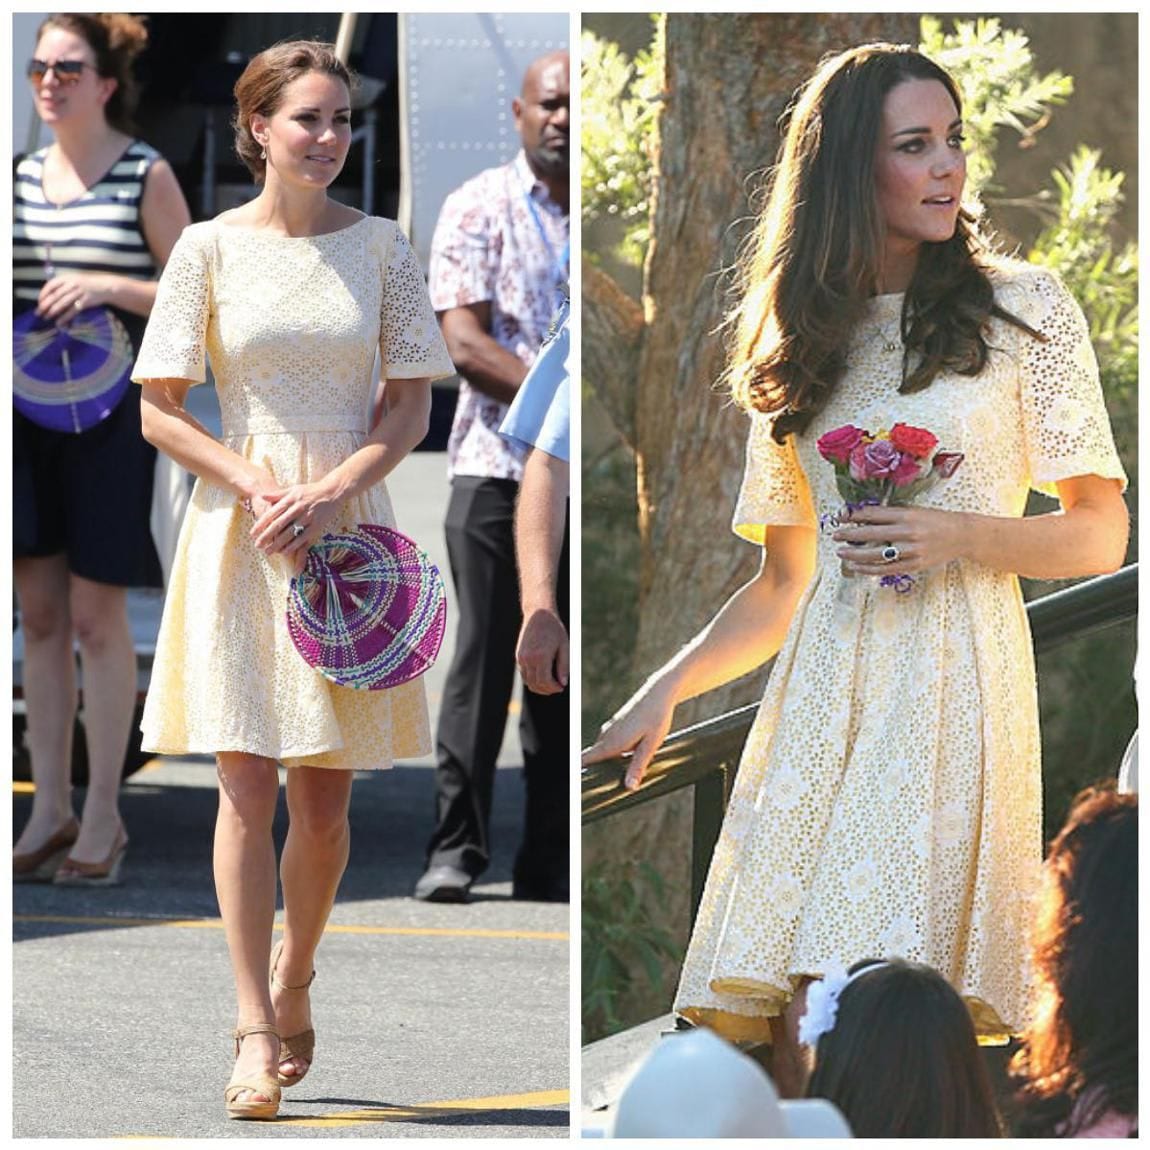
[12,451,571,1138]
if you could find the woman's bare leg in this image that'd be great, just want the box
[273,765,354,1079]
[14,556,77,853]
[68,575,136,862]
[215,752,282,1102]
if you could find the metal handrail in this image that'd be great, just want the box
[1026,562,1138,649]
[581,563,1137,912]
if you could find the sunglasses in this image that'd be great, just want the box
[27,58,95,85]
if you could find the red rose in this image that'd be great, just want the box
[817,424,866,465]
[889,422,939,459]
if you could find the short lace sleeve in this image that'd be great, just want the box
[732,412,817,545]
[1012,268,1127,498]
[379,221,455,380]
[131,223,210,385]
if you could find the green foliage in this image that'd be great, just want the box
[1037,628,1137,841]
[1024,147,1138,829]
[582,857,683,1042]
[927,17,1137,404]
[580,19,664,266]
[1028,147,1139,397]
[920,16,1073,199]
[583,16,1082,265]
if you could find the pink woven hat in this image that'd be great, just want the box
[13,306,133,433]
[287,523,447,690]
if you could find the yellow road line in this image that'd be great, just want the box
[277,1088,568,1128]
[14,915,567,941]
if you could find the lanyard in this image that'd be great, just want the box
[524,190,569,290]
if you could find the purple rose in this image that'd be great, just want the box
[849,438,901,482]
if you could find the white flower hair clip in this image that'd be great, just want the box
[797,961,891,1047]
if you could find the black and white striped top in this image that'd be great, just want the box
[13,139,160,317]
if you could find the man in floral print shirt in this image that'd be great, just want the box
[417,51,570,903]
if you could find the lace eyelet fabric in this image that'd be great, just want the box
[674,263,1127,1042]
[131,216,455,770]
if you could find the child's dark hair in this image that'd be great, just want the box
[805,958,1003,1137]
[1010,784,1137,1136]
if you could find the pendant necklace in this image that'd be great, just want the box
[872,319,902,353]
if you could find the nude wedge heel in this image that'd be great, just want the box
[225,1023,282,1121]
[270,938,316,1088]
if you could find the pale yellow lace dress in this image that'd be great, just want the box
[131,216,454,770]
[675,264,1127,1042]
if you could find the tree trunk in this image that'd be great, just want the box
[583,262,645,449]
[633,13,919,722]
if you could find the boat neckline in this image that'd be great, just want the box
[212,213,371,239]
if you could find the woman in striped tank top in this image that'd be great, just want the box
[13,13,191,886]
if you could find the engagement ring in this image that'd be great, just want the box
[291,523,306,539]
[881,545,900,563]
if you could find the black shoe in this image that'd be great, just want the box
[413,864,472,903]
[511,875,569,902]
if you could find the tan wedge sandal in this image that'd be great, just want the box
[225,1024,282,1121]
[270,939,316,1088]
[13,817,79,883]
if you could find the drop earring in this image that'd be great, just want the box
[259,145,267,160]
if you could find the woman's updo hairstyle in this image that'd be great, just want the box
[38,13,148,133]
[232,40,356,183]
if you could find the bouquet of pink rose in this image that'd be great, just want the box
[816,422,963,507]
[816,422,963,597]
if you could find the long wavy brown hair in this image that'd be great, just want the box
[1010,784,1138,1137]
[724,43,1038,444]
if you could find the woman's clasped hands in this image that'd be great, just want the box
[834,503,968,578]
[247,477,341,574]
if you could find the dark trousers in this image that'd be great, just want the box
[430,477,569,887]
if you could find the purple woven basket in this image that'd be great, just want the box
[286,523,447,690]
[13,306,133,433]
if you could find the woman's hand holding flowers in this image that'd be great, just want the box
[834,503,968,576]
[817,422,966,587]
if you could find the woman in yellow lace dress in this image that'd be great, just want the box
[583,44,1128,1093]
[131,42,452,1119]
